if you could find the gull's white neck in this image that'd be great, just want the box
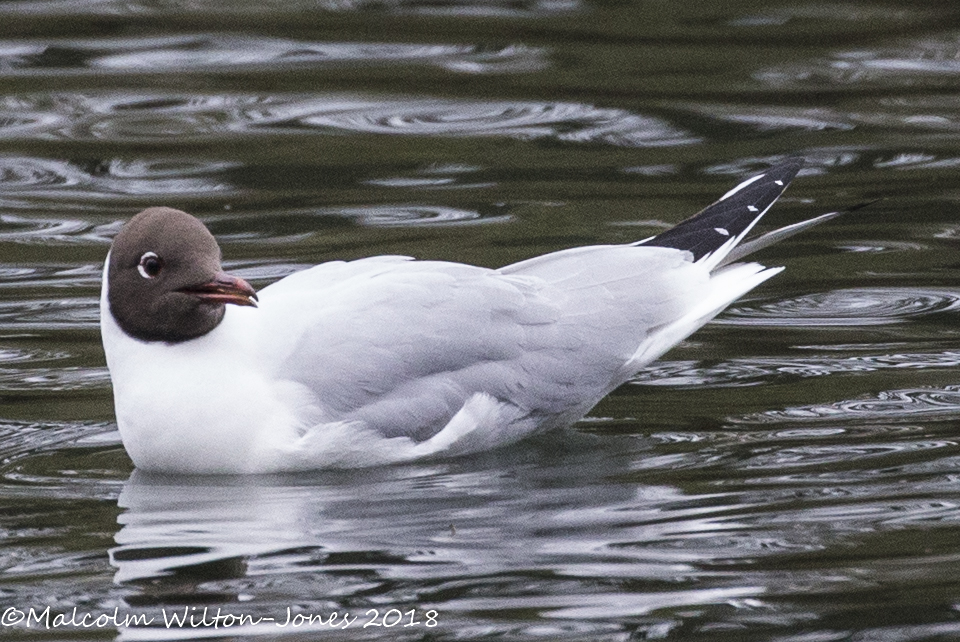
[100,257,302,474]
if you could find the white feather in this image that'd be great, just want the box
[101,237,781,473]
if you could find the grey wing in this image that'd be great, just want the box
[257,254,705,440]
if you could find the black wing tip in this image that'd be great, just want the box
[732,157,804,194]
[765,157,804,183]
[643,158,805,261]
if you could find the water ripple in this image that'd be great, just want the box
[93,37,547,74]
[333,204,508,226]
[682,101,960,136]
[0,36,546,75]
[96,158,237,195]
[1,93,697,147]
[0,263,104,287]
[0,297,100,330]
[775,500,960,527]
[0,155,236,199]
[297,99,697,146]
[0,420,117,469]
[0,111,66,138]
[0,156,86,188]
[371,0,582,18]
[633,351,960,388]
[741,440,956,470]
[680,103,856,132]
[837,240,928,254]
[0,0,581,20]
[734,385,960,425]
[758,33,960,89]
[0,214,118,245]
[718,288,960,327]
[210,204,508,236]
[0,347,69,364]
[444,587,760,620]
[0,366,111,392]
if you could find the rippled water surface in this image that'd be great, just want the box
[5,0,960,640]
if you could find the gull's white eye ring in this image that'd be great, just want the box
[138,252,163,279]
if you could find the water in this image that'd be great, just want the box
[3,0,960,639]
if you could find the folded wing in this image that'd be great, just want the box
[257,160,840,443]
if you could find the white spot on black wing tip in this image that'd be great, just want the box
[775,180,784,186]
[747,205,759,212]
[714,227,730,236]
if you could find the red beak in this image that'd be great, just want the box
[180,272,259,308]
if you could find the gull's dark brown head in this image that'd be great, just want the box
[107,207,258,343]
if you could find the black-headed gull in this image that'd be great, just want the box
[100,159,848,474]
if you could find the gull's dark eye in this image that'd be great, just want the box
[138,252,163,279]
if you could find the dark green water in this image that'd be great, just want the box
[4,0,960,640]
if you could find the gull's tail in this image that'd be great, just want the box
[639,159,803,271]
[623,159,873,371]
